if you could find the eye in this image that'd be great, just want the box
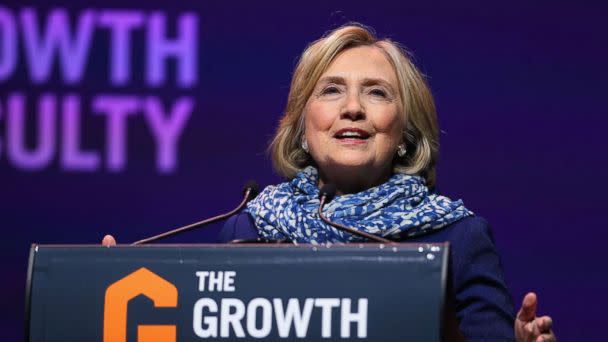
[320,85,341,95]
[369,88,387,97]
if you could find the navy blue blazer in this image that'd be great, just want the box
[219,214,515,341]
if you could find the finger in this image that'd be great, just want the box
[537,316,553,332]
[102,234,117,247]
[516,292,537,322]
[536,332,556,342]
[524,320,534,334]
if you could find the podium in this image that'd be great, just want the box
[26,243,448,341]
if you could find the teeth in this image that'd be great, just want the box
[340,131,362,138]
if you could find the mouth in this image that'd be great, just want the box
[333,128,371,142]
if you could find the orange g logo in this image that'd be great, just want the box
[104,267,178,342]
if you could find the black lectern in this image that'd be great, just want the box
[26,243,447,341]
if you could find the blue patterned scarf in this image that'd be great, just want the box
[246,166,473,244]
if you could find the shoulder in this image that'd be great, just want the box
[444,215,493,238]
[445,216,497,254]
[218,180,295,243]
[448,215,490,231]
[409,216,494,247]
[218,211,258,243]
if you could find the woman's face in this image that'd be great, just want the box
[303,46,404,188]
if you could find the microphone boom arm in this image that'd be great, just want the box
[132,187,256,245]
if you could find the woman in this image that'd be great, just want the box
[216,25,556,341]
[103,24,555,341]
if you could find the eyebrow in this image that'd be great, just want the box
[317,76,396,93]
[317,76,346,86]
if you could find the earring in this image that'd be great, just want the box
[301,138,309,153]
[397,144,407,157]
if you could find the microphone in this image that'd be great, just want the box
[318,184,392,243]
[132,180,260,245]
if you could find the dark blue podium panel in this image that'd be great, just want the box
[26,243,448,341]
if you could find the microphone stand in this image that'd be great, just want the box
[132,184,258,245]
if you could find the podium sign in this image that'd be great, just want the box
[26,243,448,341]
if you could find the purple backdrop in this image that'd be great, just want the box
[2,1,606,340]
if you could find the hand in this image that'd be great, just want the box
[101,234,117,247]
[515,292,556,342]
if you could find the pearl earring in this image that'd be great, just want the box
[301,138,309,153]
[397,144,407,157]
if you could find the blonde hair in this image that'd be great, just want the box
[270,24,440,187]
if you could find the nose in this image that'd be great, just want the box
[340,91,365,121]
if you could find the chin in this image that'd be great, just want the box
[325,159,374,172]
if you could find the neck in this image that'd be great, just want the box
[317,166,392,195]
